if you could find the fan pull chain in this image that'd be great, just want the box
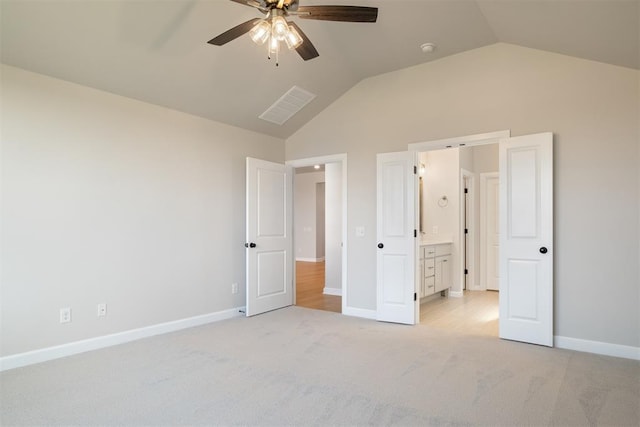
[267,33,279,67]
[267,52,279,67]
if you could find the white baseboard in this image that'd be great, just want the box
[555,335,640,361]
[342,306,376,320]
[0,307,245,372]
[295,257,325,262]
[420,293,443,304]
[323,287,342,296]
[448,290,464,298]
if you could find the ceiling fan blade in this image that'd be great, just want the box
[229,0,268,12]
[296,6,378,23]
[289,22,319,61]
[207,18,261,46]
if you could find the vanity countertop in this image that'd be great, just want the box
[420,238,453,246]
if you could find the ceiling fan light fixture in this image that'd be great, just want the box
[272,15,289,40]
[269,35,280,54]
[284,24,303,49]
[249,20,271,44]
[208,1,378,65]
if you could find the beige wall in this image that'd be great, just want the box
[286,43,640,348]
[472,144,499,173]
[293,171,325,261]
[421,148,459,244]
[325,162,343,292]
[0,65,284,356]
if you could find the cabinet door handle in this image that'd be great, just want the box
[377,243,384,249]
[539,246,548,254]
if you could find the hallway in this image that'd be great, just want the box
[295,261,341,313]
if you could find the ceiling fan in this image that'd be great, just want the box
[207,0,378,65]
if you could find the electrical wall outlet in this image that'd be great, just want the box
[231,283,238,294]
[97,303,107,317]
[60,307,71,323]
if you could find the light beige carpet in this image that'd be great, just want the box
[1,306,639,426]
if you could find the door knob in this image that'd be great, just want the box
[539,246,548,254]
[377,243,384,249]
[245,242,257,248]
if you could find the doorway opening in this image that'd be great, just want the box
[287,154,347,315]
[414,139,501,337]
[375,130,552,345]
[293,165,340,313]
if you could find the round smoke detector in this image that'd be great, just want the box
[421,43,436,53]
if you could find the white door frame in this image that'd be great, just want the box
[286,154,348,314]
[409,131,510,297]
[460,168,476,292]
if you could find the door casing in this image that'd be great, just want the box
[286,154,348,314]
[460,169,476,293]
[407,130,510,323]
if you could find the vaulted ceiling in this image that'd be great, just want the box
[2,0,638,139]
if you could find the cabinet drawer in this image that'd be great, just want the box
[424,258,435,277]
[423,246,436,258]
[435,244,451,256]
[424,276,435,296]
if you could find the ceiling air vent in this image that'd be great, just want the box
[259,86,316,125]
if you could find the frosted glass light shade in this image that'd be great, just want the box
[250,20,271,45]
[271,16,288,41]
[284,24,303,49]
[269,35,280,55]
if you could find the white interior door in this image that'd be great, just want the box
[483,173,500,291]
[246,157,293,316]
[376,151,417,324]
[499,133,553,346]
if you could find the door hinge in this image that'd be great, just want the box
[414,229,417,238]
[413,165,417,175]
[464,269,468,275]
[464,188,468,194]
[414,293,417,301]
[464,228,468,234]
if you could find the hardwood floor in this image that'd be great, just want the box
[420,290,499,336]
[295,261,341,313]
